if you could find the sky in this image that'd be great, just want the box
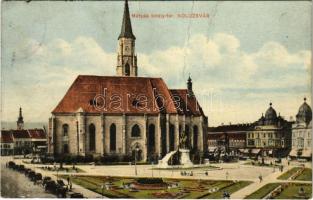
[1,1,312,126]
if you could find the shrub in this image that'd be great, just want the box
[136,178,164,185]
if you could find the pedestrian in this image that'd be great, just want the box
[67,176,70,185]
[259,175,262,182]
[226,171,229,180]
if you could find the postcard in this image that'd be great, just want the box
[1,0,312,199]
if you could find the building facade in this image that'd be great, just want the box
[207,124,251,156]
[290,98,312,159]
[47,0,208,162]
[0,108,47,155]
[0,131,14,156]
[247,103,292,157]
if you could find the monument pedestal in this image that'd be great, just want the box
[179,149,193,167]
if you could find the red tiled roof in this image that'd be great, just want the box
[1,130,13,143]
[11,130,30,139]
[28,129,46,139]
[170,89,204,116]
[52,75,205,117]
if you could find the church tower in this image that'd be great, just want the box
[17,107,24,130]
[116,0,137,77]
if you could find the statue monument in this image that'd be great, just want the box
[178,131,193,167]
[157,130,193,168]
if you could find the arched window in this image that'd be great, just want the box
[147,124,155,154]
[62,124,69,136]
[110,124,116,151]
[63,144,69,153]
[131,124,141,137]
[169,124,175,151]
[185,125,190,148]
[193,125,198,149]
[89,124,96,151]
[125,63,130,76]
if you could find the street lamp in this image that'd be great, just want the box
[134,145,139,176]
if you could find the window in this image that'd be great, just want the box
[169,124,175,151]
[131,124,141,137]
[63,144,69,153]
[62,124,69,136]
[148,124,156,154]
[89,124,96,151]
[110,124,116,151]
[193,125,198,149]
[125,63,130,76]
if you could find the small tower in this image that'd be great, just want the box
[17,107,24,130]
[116,0,137,77]
[187,75,194,96]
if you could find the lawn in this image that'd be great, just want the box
[275,183,312,199]
[201,181,252,199]
[295,168,312,181]
[245,183,312,199]
[277,167,312,181]
[60,175,251,198]
[245,183,280,199]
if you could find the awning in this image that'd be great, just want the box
[251,149,260,154]
[243,149,249,153]
[238,149,244,153]
[268,150,273,154]
[289,149,298,157]
[37,146,47,149]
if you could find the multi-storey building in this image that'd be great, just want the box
[207,124,252,155]
[247,103,292,157]
[290,98,312,160]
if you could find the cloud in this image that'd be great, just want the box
[2,33,311,125]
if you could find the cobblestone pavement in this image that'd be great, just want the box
[1,157,103,198]
[1,160,55,198]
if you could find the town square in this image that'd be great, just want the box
[1,0,312,199]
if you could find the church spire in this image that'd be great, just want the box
[17,107,24,130]
[187,74,194,96]
[116,0,138,77]
[118,0,136,40]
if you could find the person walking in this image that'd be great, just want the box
[259,175,262,182]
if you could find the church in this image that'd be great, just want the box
[47,0,208,162]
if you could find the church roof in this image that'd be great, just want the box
[118,0,136,40]
[52,75,205,116]
[170,89,204,116]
